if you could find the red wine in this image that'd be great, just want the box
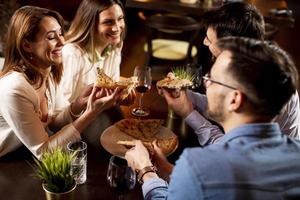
[136,85,150,93]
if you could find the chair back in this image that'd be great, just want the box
[144,14,201,80]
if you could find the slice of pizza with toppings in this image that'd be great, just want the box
[95,68,138,100]
[95,68,117,89]
[114,119,164,140]
[156,68,194,89]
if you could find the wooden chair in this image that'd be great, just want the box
[144,14,201,81]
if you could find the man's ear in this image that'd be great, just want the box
[22,39,32,53]
[228,90,244,112]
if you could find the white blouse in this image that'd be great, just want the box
[0,71,81,158]
[61,43,122,102]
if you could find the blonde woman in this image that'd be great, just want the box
[61,0,127,102]
[61,0,135,147]
[0,6,120,158]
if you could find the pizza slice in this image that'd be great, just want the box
[95,68,116,89]
[117,137,178,155]
[156,68,194,89]
[114,119,164,140]
[95,68,138,100]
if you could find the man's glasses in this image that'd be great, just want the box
[202,74,237,90]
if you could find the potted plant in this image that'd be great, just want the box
[34,147,77,200]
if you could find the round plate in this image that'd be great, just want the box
[100,125,178,157]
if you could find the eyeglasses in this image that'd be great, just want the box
[202,74,237,90]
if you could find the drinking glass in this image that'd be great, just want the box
[131,66,152,117]
[107,156,136,200]
[67,141,87,184]
[186,63,202,92]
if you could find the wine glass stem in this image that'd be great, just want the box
[139,93,144,109]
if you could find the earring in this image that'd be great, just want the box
[21,65,27,72]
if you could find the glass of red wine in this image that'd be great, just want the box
[107,156,136,200]
[131,66,152,117]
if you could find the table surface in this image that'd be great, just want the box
[0,85,198,200]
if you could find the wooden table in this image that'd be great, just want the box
[0,85,197,200]
[0,143,144,200]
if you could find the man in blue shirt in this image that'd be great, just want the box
[125,37,300,199]
[161,2,300,147]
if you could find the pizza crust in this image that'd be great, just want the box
[95,68,138,100]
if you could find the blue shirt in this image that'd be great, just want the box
[142,123,300,200]
[185,90,300,145]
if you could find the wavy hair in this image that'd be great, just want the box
[2,6,65,87]
[65,0,125,63]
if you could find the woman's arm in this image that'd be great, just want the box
[0,78,81,159]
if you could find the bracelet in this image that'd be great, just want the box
[69,103,84,118]
[137,165,158,184]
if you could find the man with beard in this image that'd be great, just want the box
[161,2,300,147]
[125,37,300,200]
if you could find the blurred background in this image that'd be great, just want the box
[0,0,299,90]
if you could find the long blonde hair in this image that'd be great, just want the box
[65,0,126,63]
[2,6,65,87]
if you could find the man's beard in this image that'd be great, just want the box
[205,96,226,124]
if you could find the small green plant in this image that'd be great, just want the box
[172,67,195,81]
[34,147,76,193]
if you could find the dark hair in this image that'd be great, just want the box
[2,6,64,86]
[202,2,265,40]
[217,37,298,117]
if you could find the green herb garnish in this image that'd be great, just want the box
[171,67,195,81]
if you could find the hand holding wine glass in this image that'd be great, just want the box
[132,66,152,117]
[107,155,136,200]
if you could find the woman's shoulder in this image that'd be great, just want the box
[0,71,34,96]
[0,71,27,84]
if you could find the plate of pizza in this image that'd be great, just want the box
[100,118,178,157]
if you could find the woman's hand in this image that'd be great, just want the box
[72,86,122,133]
[85,86,121,117]
[71,85,94,115]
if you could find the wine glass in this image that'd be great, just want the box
[186,63,202,92]
[131,66,152,117]
[107,156,136,200]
